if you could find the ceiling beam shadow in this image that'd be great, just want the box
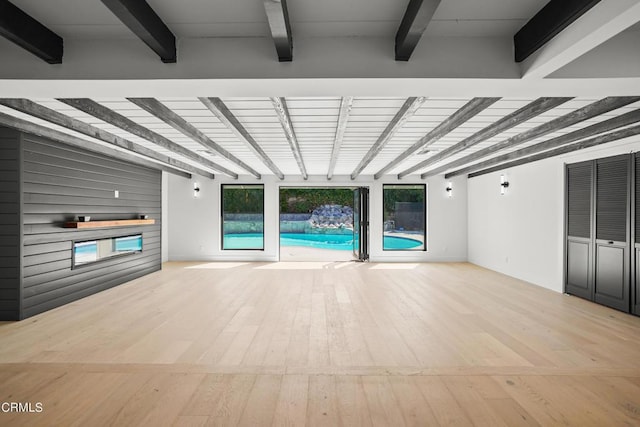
[264,0,293,62]
[199,97,285,180]
[351,97,426,180]
[0,0,63,64]
[422,96,640,178]
[396,97,572,179]
[327,97,353,180]
[395,0,441,61]
[469,124,640,179]
[448,107,640,179]
[270,97,307,179]
[0,99,214,178]
[373,97,499,179]
[58,98,237,178]
[515,0,601,63]
[0,111,191,178]
[100,0,176,63]
[128,98,261,179]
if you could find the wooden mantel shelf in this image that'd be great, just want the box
[64,219,155,229]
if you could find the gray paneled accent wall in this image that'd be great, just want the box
[0,128,21,321]
[0,127,162,320]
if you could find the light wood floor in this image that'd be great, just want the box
[1,261,640,426]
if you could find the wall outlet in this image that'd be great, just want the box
[114,190,119,198]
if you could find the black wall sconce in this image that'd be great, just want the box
[193,182,200,198]
[445,182,453,197]
[500,174,509,195]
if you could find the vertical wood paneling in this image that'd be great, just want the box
[20,133,162,319]
[0,128,21,320]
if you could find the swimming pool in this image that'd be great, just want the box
[222,233,422,250]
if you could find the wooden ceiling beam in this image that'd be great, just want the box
[514,0,601,63]
[0,99,216,178]
[452,107,640,178]
[199,97,284,180]
[100,0,176,63]
[327,97,353,180]
[0,111,191,178]
[270,97,308,180]
[351,97,426,180]
[395,0,442,61]
[58,98,236,177]
[396,97,572,179]
[469,124,640,179]
[128,98,260,179]
[263,0,293,62]
[518,0,640,78]
[373,97,499,179]
[422,96,640,178]
[0,0,63,64]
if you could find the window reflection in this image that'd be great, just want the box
[73,234,143,267]
[383,184,426,251]
[222,185,264,250]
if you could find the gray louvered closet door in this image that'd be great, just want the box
[565,161,593,300]
[594,155,630,312]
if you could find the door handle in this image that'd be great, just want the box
[608,241,614,244]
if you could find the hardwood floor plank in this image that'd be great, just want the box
[173,415,209,427]
[237,374,282,426]
[442,376,510,426]
[306,375,339,426]
[284,281,312,366]
[206,374,255,426]
[361,376,406,427]
[272,374,309,427]
[0,261,639,425]
[307,292,330,367]
[70,372,154,427]
[387,375,439,426]
[181,374,226,416]
[413,376,474,426]
[335,375,373,426]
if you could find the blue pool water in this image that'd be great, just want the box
[74,235,143,266]
[222,233,422,250]
[74,236,142,255]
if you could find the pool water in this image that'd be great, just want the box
[222,233,422,250]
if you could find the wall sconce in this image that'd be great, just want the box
[500,174,509,195]
[445,182,453,198]
[193,182,200,198]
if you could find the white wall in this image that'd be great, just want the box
[468,137,640,293]
[165,174,467,262]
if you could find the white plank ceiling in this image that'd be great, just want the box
[2,96,640,180]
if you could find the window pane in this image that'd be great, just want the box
[73,234,143,267]
[383,184,426,251]
[222,184,264,250]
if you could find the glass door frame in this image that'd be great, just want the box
[354,187,370,261]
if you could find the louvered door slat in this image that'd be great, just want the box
[635,155,640,243]
[596,158,628,242]
[567,163,592,238]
